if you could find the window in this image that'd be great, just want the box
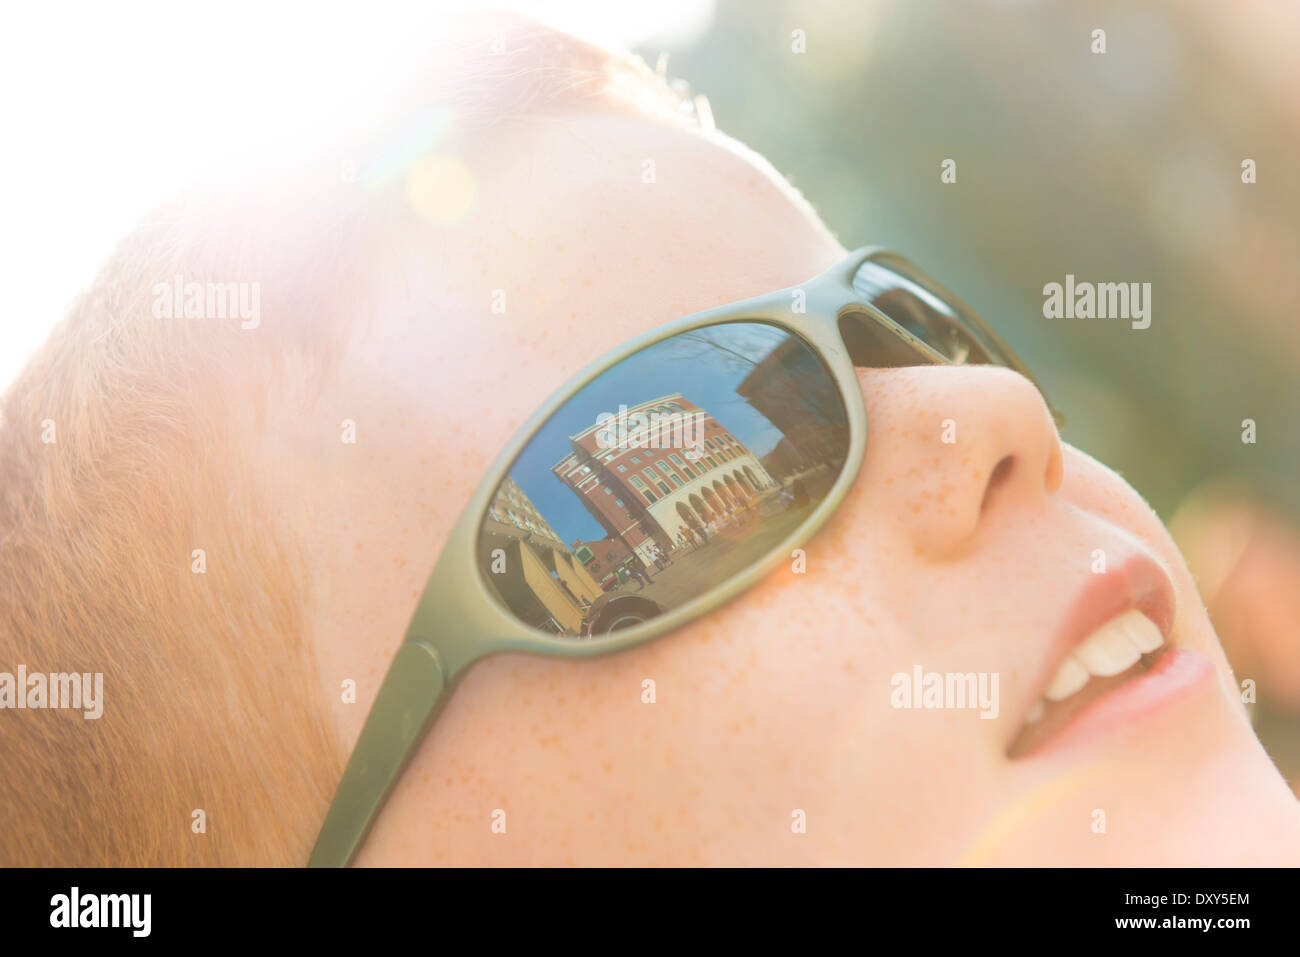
[643,468,658,482]
[706,456,719,468]
[705,439,717,450]
[668,474,682,489]
[617,464,627,473]
[630,456,641,464]
[630,476,645,489]
[643,489,658,503]
[656,481,670,495]
[615,498,625,507]
[603,487,612,495]
[656,462,673,475]
[670,454,685,467]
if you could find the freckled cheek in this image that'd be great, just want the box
[664,499,909,665]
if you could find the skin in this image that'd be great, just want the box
[263,111,1300,865]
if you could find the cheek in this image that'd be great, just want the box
[614,470,997,860]
[1058,443,1236,668]
[1057,443,1196,601]
[1057,444,1169,543]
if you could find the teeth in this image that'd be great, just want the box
[1119,608,1165,653]
[1044,655,1091,700]
[1071,612,1145,677]
[1025,609,1167,724]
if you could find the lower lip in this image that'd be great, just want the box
[1026,648,1218,758]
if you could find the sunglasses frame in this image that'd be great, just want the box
[308,246,1056,866]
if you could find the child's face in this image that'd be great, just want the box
[310,111,1298,865]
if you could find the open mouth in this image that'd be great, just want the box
[1007,608,1169,758]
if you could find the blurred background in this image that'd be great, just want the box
[2,0,1297,781]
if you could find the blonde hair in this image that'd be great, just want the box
[0,207,357,864]
[0,11,694,865]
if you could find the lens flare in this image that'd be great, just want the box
[407,154,478,225]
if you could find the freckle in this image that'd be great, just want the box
[843,660,855,675]
[602,759,613,774]
[354,543,364,552]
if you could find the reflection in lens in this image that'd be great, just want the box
[478,322,850,638]
[852,259,991,364]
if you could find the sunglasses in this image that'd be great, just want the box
[308,246,1060,866]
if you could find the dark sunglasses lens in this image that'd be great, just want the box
[851,258,994,364]
[479,322,850,638]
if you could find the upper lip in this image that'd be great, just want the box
[1012,553,1177,743]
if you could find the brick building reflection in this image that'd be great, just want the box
[552,393,776,571]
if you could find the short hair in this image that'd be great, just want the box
[0,11,690,865]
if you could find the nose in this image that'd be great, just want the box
[856,365,1064,558]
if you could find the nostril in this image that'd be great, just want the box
[981,455,1015,513]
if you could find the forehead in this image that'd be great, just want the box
[350,111,843,434]
[456,111,842,341]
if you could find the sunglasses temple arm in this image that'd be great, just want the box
[307,639,448,867]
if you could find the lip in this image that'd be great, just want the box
[1010,553,1201,757]
[1016,648,1216,759]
